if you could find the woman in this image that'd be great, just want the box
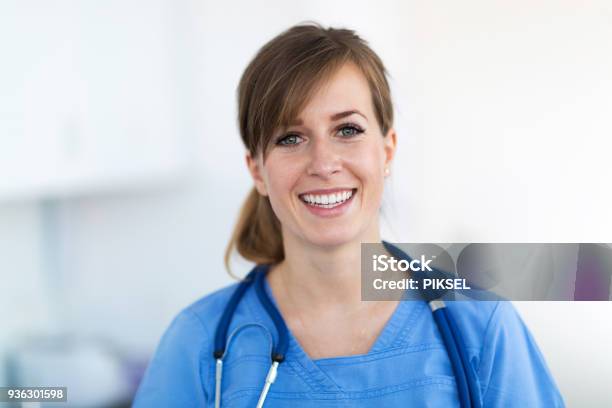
[133,23,564,407]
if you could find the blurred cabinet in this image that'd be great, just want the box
[0,1,187,200]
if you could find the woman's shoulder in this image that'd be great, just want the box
[145,282,245,359]
[447,302,564,405]
[133,282,244,406]
[442,300,519,350]
[174,281,243,339]
[186,282,242,316]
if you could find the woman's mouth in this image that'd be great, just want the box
[298,188,357,217]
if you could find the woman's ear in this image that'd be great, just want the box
[383,128,397,170]
[245,152,268,196]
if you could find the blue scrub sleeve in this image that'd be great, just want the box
[477,302,565,407]
[132,309,210,407]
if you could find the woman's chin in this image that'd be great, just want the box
[302,229,360,249]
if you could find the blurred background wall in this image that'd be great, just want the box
[1,0,611,406]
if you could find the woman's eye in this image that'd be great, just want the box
[276,134,303,146]
[337,124,364,138]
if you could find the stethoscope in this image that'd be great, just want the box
[213,241,482,408]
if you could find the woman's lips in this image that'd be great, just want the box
[298,188,357,218]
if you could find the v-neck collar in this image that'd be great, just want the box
[244,264,426,391]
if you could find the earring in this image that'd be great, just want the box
[384,167,390,177]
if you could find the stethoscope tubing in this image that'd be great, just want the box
[431,302,473,408]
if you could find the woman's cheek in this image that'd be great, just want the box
[266,168,297,216]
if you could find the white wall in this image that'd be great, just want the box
[514,301,612,406]
[1,0,611,406]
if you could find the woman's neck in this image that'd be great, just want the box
[268,227,382,312]
[265,225,402,359]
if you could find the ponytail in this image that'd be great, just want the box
[224,187,284,278]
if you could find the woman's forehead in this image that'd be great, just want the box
[289,63,374,124]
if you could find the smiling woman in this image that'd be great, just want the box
[132,23,564,407]
[229,24,396,266]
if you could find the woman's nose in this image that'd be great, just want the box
[305,137,342,178]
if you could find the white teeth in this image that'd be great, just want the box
[300,190,355,208]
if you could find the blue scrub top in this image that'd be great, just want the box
[133,273,564,407]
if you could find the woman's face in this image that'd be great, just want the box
[247,62,396,249]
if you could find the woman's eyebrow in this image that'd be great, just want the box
[331,109,368,122]
[288,110,368,126]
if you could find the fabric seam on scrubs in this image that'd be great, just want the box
[183,308,212,403]
[221,377,456,404]
[312,342,446,366]
[286,338,344,391]
[476,301,502,401]
[221,354,271,368]
[390,300,428,348]
[362,299,410,353]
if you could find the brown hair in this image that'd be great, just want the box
[224,22,394,276]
